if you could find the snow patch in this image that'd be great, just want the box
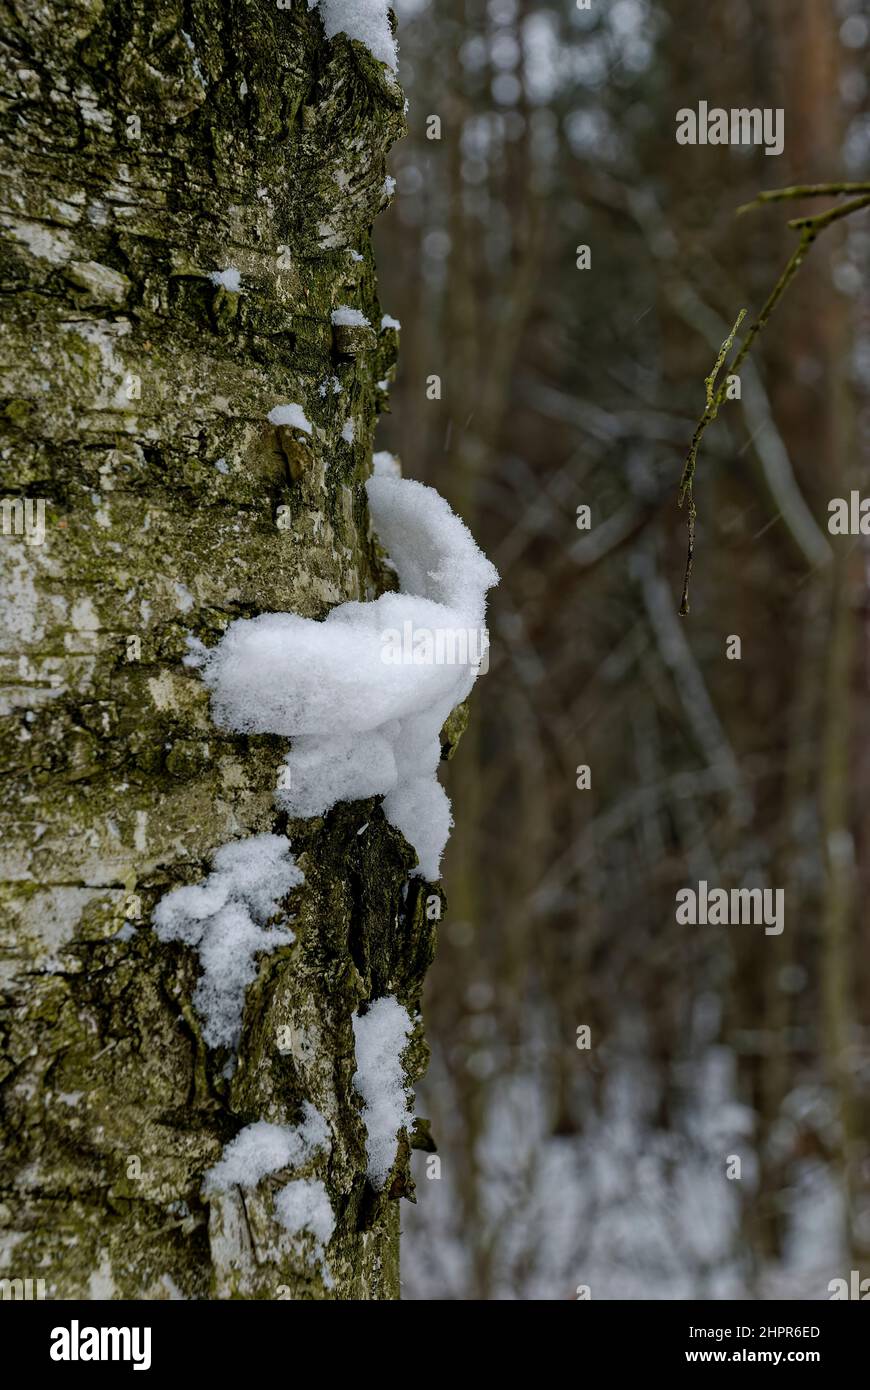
[268,403,312,433]
[310,1,398,72]
[209,267,242,293]
[372,450,400,478]
[153,834,303,1049]
[199,475,497,878]
[352,996,414,1189]
[274,1177,335,1257]
[203,1104,330,1192]
[331,305,370,327]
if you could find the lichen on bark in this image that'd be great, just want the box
[0,0,442,1300]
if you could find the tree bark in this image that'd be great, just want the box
[0,0,436,1300]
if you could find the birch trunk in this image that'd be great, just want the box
[0,0,437,1300]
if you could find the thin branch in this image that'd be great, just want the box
[787,191,870,232]
[737,181,870,214]
[677,309,745,614]
[677,186,870,615]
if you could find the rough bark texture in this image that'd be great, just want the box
[0,0,441,1299]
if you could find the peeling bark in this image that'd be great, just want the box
[0,0,440,1300]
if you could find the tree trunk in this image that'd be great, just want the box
[0,0,437,1300]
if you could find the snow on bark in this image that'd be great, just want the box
[352,995,415,1189]
[310,1,399,73]
[199,474,499,879]
[153,834,302,1050]
[204,1105,330,1192]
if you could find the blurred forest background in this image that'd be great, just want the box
[373,0,870,1298]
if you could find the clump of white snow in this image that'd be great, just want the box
[381,314,401,331]
[209,267,242,293]
[276,731,398,819]
[366,473,497,627]
[274,1177,335,1259]
[153,834,303,1049]
[198,475,498,879]
[309,1,398,73]
[352,996,414,1189]
[341,418,355,444]
[268,403,312,433]
[203,1104,330,1192]
[372,450,400,478]
[331,305,370,327]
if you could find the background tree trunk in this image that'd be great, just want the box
[0,0,433,1300]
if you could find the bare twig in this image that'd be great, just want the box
[737,181,870,215]
[677,310,745,614]
[677,185,870,615]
